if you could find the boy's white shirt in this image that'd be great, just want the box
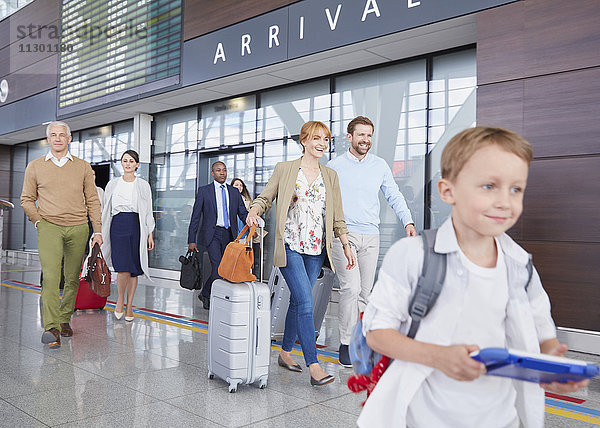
[406,242,517,427]
[359,217,556,428]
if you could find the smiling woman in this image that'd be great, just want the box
[100,150,156,322]
[245,120,356,387]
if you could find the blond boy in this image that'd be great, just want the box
[357,127,588,427]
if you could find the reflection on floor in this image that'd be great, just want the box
[1,258,599,427]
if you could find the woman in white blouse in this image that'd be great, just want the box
[101,150,155,322]
[247,121,356,386]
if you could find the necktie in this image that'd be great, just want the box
[221,185,229,228]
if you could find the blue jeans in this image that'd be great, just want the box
[279,244,326,366]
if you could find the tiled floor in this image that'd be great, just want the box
[1,258,599,427]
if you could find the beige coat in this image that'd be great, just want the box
[250,157,348,271]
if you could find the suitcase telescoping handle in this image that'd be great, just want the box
[256,308,267,356]
[257,217,265,283]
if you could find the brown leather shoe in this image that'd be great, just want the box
[41,328,61,348]
[60,323,73,337]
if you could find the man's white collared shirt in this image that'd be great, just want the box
[346,150,368,163]
[45,151,73,167]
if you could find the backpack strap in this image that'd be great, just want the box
[525,255,533,291]
[407,229,447,339]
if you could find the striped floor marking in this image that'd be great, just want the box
[545,398,600,424]
[1,280,41,294]
[545,407,600,424]
[0,279,338,364]
[1,279,597,418]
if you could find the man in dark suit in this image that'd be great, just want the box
[188,161,248,309]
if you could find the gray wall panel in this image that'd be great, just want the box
[0,89,56,136]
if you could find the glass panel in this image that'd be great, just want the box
[0,0,33,20]
[228,151,256,197]
[253,138,300,279]
[333,60,427,265]
[79,126,114,165]
[154,107,198,154]
[69,132,81,158]
[200,96,256,148]
[259,80,331,141]
[149,151,198,270]
[113,121,134,160]
[428,49,476,228]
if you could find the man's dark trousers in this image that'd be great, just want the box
[202,226,233,298]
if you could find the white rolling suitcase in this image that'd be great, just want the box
[208,220,270,393]
[269,266,334,342]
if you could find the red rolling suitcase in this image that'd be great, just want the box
[75,275,108,310]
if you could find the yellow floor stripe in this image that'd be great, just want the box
[2,280,597,422]
[545,406,600,424]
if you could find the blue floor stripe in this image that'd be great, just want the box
[546,398,600,417]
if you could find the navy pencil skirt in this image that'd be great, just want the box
[110,212,144,277]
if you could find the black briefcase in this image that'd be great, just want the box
[179,251,201,290]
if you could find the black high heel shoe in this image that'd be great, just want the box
[278,355,302,372]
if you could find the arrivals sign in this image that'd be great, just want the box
[182,0,517,85]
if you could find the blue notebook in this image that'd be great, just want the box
[470,348,599,384]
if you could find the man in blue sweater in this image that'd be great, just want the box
[328,116,417,366]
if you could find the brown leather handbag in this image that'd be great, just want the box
[218,224,257,283]
[85,243,112,297]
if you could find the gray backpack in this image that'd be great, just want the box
[348,229,446,377]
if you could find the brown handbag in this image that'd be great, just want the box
[85,243,112,297]
[218,224,257,283]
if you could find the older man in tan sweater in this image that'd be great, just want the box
[21,121,102,348]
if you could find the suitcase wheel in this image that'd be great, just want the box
[228,379,240,393]
[259,377,267,389]
[208,371,214,380]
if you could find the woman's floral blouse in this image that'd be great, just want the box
[284,168,326,255]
